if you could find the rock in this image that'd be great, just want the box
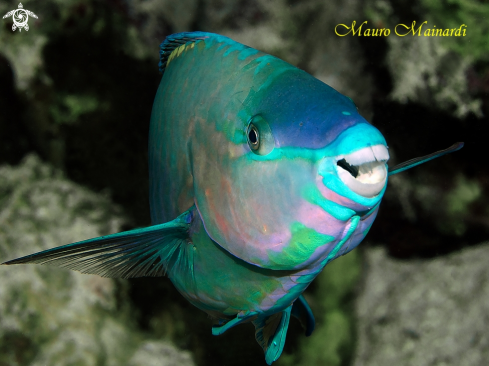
[386,35,481,118]
[352,244,489,366]
[128,341,194,366]
[365,0,488,118]
[0,155,194,366]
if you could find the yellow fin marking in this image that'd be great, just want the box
[176,44,185,57]
[167,51,175,66]
[167,42,196,67]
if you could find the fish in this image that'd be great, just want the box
[1,32,463,364]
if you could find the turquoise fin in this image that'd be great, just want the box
[388,142,463,176]
[212,312,257,336]
[2,208,195,280]
[253,306,293,365]
[291,294,315,336]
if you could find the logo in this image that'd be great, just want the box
[2,3,38,32]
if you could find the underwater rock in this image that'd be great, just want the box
[0,155,194,366]
[364,0,488,118]
[386,35,481,118]
[128,341,194,366]
[353,244,489,366]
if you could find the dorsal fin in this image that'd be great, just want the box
[159,32,213,74]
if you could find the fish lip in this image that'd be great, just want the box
[334,144,389,198]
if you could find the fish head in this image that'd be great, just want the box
[192,57,389,271]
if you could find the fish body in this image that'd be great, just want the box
[150,33,387,321]
[3,32,463,365]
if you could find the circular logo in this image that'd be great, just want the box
[2,3,38,32]
[12,9,29,29]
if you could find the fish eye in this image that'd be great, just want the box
[247,124,260,150]
[246,116,275,156]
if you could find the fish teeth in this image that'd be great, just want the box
[334,144,389,197]
[342,145,389,166]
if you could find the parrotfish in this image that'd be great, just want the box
[2,32,463,364]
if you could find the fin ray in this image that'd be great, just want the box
[388,142,463,176]
[2,209,194,280]
[253,306,293,365]
[291,294,315,336]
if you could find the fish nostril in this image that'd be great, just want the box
[337,159,359,178]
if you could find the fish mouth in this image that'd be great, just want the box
[335,145,389,198]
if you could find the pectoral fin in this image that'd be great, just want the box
[253,305,292,365]
[2,208,195,280]
[212,311,258,336]
[291,294,315,336]
[388,142,463,175]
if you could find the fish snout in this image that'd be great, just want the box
[335,145,389,198]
